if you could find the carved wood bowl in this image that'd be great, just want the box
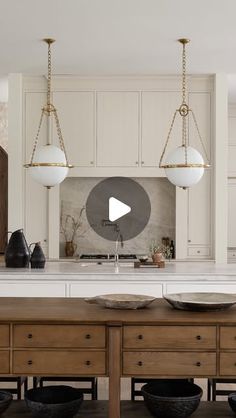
[25,385,83,418]
[85,293,156,309]
[163,292,236,311]
[0,391,12,415]
[141,380,202,418]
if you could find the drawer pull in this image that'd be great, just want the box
[86,360,91,366]
[138,335,143,340]
[85,334,91,339]
[27,334,33,339]
[138,361,143,367]
[196,362,201,367]
[196,335,202,340]
[28,360,33,365]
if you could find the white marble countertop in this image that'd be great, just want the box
[0,260,236,280]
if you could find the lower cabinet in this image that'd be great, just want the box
[220,352,236,376]
[0,351,10,373]
[13,350,107,375]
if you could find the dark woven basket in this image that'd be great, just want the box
[0,391,13,415]
[25,385,83,418]
[228,393,236,412]
[141,380,202,418]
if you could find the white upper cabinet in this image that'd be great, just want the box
[24,92,48,253]
[141,92,182,167]
[96,92,139,167]
[53,92,95,167]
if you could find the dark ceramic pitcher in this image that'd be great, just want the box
[5,229,30,268]
[30,242,46,269]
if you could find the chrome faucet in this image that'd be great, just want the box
[102,219,124,267]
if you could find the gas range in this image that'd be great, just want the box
[79,254,137,263]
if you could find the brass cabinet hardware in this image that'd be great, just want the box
[28,360,33,365]
[138,361,143,366]
[85,334,91,339]
[196,362,201,367]
[196,335,202,340]
[27,334,33,339]
[86,360,91,366]
[138,335,143,340]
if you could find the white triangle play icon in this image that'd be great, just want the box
[109,197,131,222]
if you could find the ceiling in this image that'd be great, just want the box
[0,0,236,77]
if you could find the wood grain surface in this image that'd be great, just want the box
[0,298,236,323]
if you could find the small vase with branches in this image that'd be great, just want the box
[60,206,86,257]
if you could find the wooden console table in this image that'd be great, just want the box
[0,297,236,418]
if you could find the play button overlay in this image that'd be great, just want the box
[86,177,151,242]
[109,197,131,222]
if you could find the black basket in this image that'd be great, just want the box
[0,391,13,415]
[141,380,202,418]
[25,385,83,418]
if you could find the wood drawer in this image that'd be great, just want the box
[0,351,10,374]
[123,326,216,349]
[0,325,9,347]
[123,352,216,376]
[220,327,236,349]
[13,325,106,348]
[13,350,106,375]
[220,353,236,375]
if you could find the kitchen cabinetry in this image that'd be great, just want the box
[53,91,95,167]
[141,91,181,167]
[11,75,214,260]
[96,92,139,167]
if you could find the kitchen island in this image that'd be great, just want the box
[1,297,236,418]
[0,261,235,298]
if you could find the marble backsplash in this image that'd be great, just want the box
[60,177,175,257]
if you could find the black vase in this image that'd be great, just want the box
[5,229,30,268]
[30,242,46,269]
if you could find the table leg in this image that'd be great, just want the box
[109,326,121,418]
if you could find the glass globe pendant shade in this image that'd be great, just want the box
[164,146,204,188]
[29,145,69,188]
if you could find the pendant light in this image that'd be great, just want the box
[24,38,73,188]
[159,39,210,189]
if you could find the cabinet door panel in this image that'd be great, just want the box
[53,92,95,167]
[0,351,9,374]
[25,93,48,254]
[141,92,181,167]
[97,92,139,166]
[188,92,211,158]
[188,170,211,247]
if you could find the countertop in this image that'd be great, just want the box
[0,260,236,279]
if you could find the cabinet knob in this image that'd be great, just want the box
[28,360,33,365]
[85,334,91,339]
[138,334,143,340]
[138,361,143,367]
[188,240,191,243]
[196,362,201,367]
[135,161,139,165]
[90,161,94,165]
[27,334,33,339]
[196,335,202,340]
[86,360,91,366]
[141,161,144,165]
[197,250,200,254]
